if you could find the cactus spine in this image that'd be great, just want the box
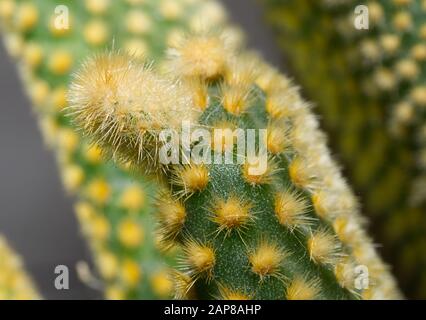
[68,27,401,299]
[0,235,40,300]
[0,0,232,299]
[261,0,426,298]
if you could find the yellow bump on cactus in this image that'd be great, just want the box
[285,275,320,300]
[120,259,141,287]
[29,80,50,107]
[83,20,108,46]
[126,10,152,35]
[156,193,186,246]
[167,32,228,79]
[395,59,419,80]
[0,0,15,21]
[85,178,111,205]
[51,86,68,110]
[57,128,79,154]
[267,124,288,154]
[211,196,252,234]
[274,189,312,231]
[411,86,426,106]
[219,286,249,300]
[15,2,38,31]
[97,250,119,280]
[119,185,145,212]
[48,51,73,75]
[117,218,144,248]
[124,38,149,58]
[221,84,252,115]
[160,0,184,20]
[289,157,315,190]
[249,241,286,280]
[307,229,341,266]
[89,214,110,242]
[150,270,173,298]
[83,144,103,164]
[173,164,209,194]
[23,42,43,69]
[62,164,85,193]
[85,0,110,14]
[183,240,215,279]
[392,11,412,32]
[68,52,198,172]
[105,285,125,300]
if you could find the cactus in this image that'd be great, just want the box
[261,0,426,298]
[67,28,401,299]
[0,0,235,299]
[0,235,40,300]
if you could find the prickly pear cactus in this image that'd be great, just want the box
[68,28,401,299]
[0,235,40,300]
[0,0,234,299]
[261,0,426,298]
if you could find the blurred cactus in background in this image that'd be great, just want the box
[67,26,401,299]
[0,236,40,300]
[261,0,426,298]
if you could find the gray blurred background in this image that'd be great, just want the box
[0,0,283,299]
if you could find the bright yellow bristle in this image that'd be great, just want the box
[167,33,228,79]
[174,164,209,194]
[120,259,141,287]
[286,276,320,300]
[249,241,285,279]
[183,240,215,277]
[119,185,145,212]
[157,194,186,243]
[68,51,198,172]
[267,124,288,154]
[274,189,311,230]
[289,157,314,189]
[124,39,148,58]
[219,286,249,300]
[211,196,252,233]
[307,229,341,266]
[185,78,209,110]
[172,270,193,299]
[222,84,252,115]
[117,218,144,248]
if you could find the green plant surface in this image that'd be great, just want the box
[261,0,426,298]
[0,235,41,300]
[68,29,401,299]
[0,0,235,299]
